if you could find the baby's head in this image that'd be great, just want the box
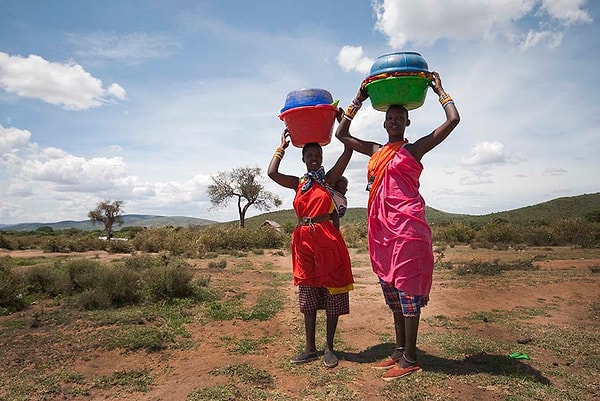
[333,176,348,195]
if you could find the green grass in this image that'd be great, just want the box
[186,363,289,401]
[205,288,284,322]
[93,369,153,392]
[220,335,274,354]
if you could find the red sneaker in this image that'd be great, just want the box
[372,356,401,370]
[381,364,421,381]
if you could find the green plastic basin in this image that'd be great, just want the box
[366,76,431,111]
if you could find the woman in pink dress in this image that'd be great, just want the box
[336,71,460,380]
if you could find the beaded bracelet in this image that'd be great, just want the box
[442,100,455,109]
[440,98,454,107]
[273,147,285,160]
[439,94,453,108]
[345,97,363,119]
[438,93,452,105]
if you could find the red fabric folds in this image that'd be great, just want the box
[291,181,354,292]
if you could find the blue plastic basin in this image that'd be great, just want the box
[280,88,333,113]
[369,52,429,76]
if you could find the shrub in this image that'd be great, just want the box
[341,222,368,248]
[193,276,217,303]
[521,225,557,246]
[108,239,134,254]
[253,226,286,249]
[130,229,165,253]
[78,288,112,310]
[142,257,195,301]
[208,260,227,270]
[42,237,71,253]
[98,265,142,306]
[0,233,12,250]
[0,264,26,312]
[551,218,598,248]
[66,259,102,293]
[123,254,164,271]
[433,221,476,244]
[25,264,71,296]
[475,220,520,244]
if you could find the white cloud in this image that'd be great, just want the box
[371,0,591,49]
[0,52,126,110]
[543,167,568,176]
[337,46,373,74]
[461,141,510,165]
[67,32,181,64]
[540,0,593,25]
[20,149,128,190]
[460,171,495,185]
[107,83,127,100]
[521,30,564,49]
[0,124,32,154]
[0,122,216,221]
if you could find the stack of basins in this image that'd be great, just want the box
[279,88,338,147]
[363,52,433,111]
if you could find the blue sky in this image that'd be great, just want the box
[1,0,598,224]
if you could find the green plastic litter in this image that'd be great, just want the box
[509,352,530,360]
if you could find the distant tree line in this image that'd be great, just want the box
[1,213,599,254]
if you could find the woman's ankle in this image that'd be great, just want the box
[391,347,405,360]
[400,352,417,367]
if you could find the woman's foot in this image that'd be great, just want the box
[290,350,319,364]
[381,363,421,381]
[381,353,421,381]
[323,348,338,368]
[372,347,404,369]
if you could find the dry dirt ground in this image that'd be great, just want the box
[1,246,599,400]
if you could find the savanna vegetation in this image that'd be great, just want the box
[0,193,599,400]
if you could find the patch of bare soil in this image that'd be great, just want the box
[1,247,599,400]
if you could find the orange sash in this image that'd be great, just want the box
[367,141,406,212]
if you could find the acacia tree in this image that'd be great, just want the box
[207,166,282,228]
[88,200,124,240]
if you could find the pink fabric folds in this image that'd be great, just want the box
[367,146,433,296]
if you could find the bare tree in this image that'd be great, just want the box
[207,167,282,228]
[88,200,124,240]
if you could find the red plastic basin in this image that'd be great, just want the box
[279,104,337,148]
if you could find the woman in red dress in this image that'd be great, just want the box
[268,129,354,368]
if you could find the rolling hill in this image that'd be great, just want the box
[241,192,600,229]
[1,214,216,232]
[1,193,598,232]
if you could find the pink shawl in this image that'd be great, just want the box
[367,145,433,296]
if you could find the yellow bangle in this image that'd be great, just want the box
[273,153,282,160]
[438,93,451,103]
[439,94,453,107]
